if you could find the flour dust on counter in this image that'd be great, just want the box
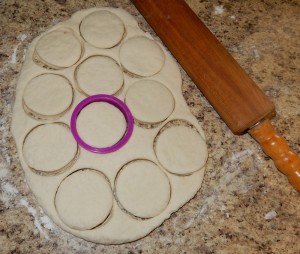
[11,7,208,244]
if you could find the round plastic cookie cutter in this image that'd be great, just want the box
[70,94,134,153]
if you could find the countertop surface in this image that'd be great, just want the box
[0,0,299,253]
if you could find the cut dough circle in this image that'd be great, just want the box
[155,125,208,175]
[125,79,174,124]
[75,56,123,96]
[119,36,165,77]
[35,30,82,68]
[23,74,73,118]
[23,123,78,174]
[55,169,113,230]
[76,102,127,148]
[115,160,171,218]
[80,10,125,48]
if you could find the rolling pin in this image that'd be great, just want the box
[131,0,300,191]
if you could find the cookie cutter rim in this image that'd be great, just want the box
[70,94,134,153]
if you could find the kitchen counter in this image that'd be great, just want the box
[0,0,299,253]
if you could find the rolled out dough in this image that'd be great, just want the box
[12,7,208,244]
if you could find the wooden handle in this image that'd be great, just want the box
[249,120,300,191]
[131,0,275,134]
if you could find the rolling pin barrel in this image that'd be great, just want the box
[132,0,300,191]
[131,0,275,134]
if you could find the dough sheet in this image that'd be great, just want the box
[12,7,208,244]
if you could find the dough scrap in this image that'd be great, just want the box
[23,74,73,118]
[115,160,171,218]
[125,79,175,124]
[155,126,208,175]
[75,56,123,96]
[120,36,165,77]
[55,169,113,230]
[23,123,78,174]
[35,30,82,68]
[76,102,126,148]
[80,10,125,48]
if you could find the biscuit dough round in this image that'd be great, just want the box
[23,74,73,118]
[75,56,123,95]
[80,10,125,48]
[115,160,171,218]
[125,80,174,124]
[55,169,113,230]
[155,126,208,175]
[35,30,82,68]
[76,102,127,148]
[119,36,165,77]
[23,123,78,174]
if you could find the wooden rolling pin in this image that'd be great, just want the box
[131,0,300,191]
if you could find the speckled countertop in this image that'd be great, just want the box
[0,0,299,253]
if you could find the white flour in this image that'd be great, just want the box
[214,5,225,15]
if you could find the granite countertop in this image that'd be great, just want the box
[0,0,299,253]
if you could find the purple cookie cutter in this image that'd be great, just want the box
[70,94,134,154]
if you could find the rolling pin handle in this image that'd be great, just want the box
[249,119,300,191]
